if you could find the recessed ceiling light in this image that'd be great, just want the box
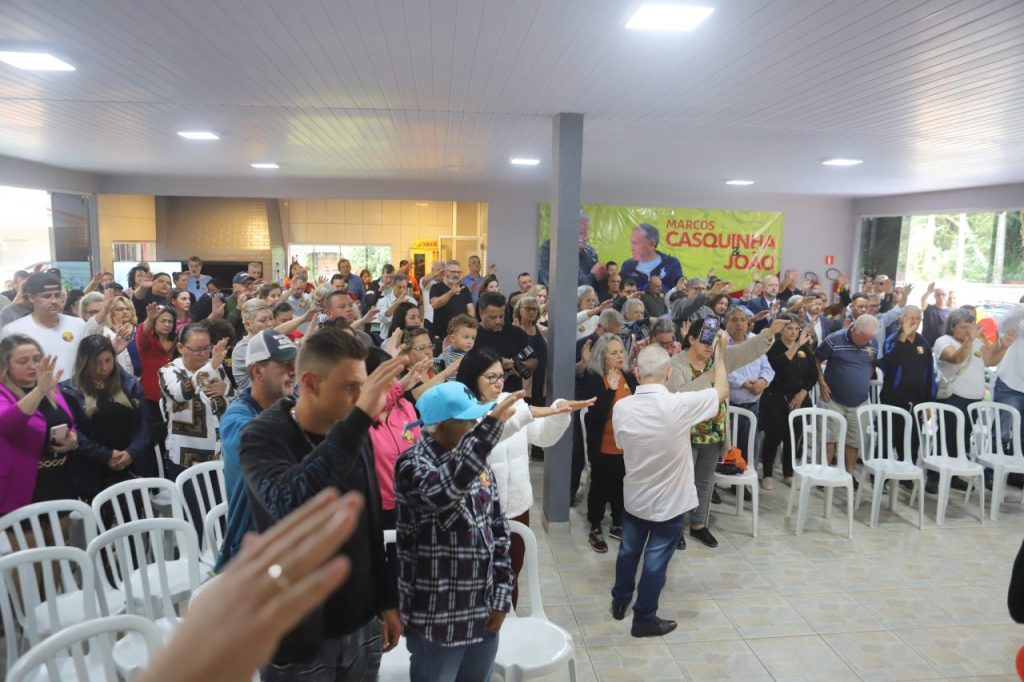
[725,179,755,186]
[510,157,540,166]
[822,158,863,167]
[177,131,219,141]
[626,4,714,31]
[0,51,75,71]
[251,162,279,169]
[415,202,429,206]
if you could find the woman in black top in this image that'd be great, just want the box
[61,335,152,503]
[760,314,818,486]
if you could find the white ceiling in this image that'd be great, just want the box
[0,0,1022,196]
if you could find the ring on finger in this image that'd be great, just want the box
[267,563,292,591]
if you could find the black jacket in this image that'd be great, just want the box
[60,369,152,499]
[241,398,396,665]
[576,370,637,459]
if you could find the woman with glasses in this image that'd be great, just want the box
[158,323,234,467]
[61,335,153,498]
[397,326,459,400]
[382,301,422,357]
[513,294,548,407]
[93,295,138,375]
[456,347,592,605]
[577,333,637,553]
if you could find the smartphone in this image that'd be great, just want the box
[697,316,720,345]
[49,424,69,442]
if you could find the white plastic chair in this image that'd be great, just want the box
[204,502,228,561]
[175,461,226,563]
[855,405,924,529]
[7,614,163,682]
[910,403,985,525]
[712,406,759,537]
[378,529,409,682]
[494,520,576,682]
[965,402,1024,520]
[91,477,185,530]
[785,408,854,538]
[0,547,98,676]
[0,499,97,554]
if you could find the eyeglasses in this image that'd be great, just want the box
[482,372,507,385]
[408,344,432,352]
[520,307,540,312]
[184,345,212,354]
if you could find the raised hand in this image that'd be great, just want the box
[767,318,788,336]
[145,301,161,320]
[210,338,230,369]
[112,328,132,354]
[551,397,596,414]
[797,326,813,347]
[203,378,229,398]
[211,294,226,318]
[580,339,593,365]
[487,391,526,423]
[36,355,63,395]
[355,356,410,419]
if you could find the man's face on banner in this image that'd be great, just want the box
[630,227,657,261]
[578,216,591,249]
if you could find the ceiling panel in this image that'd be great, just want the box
[0,0,1021,195]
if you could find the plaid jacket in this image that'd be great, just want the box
[394,416,514,646]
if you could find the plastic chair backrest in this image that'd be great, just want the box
[0,547,97,674]
[86,518,200,622]
[507,520,544,620]
[967,401,1022,459]
[7,614,163,682]
[175,461,227,531]
[789,407,846,471]
[856,404,912,464]
[727,405,756,467]
[204,502,228,559]
[91,478,185,531]
[913,402,966,461]
[0,499,97,553]
[869,379,882,405]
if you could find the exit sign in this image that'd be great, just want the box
[824,255,835,265]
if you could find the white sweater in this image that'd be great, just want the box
[487,394,571,518]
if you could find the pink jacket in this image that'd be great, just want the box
[0,384,77,514]
[369,382,420,511]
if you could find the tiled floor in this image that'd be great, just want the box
[510,462,1024,681]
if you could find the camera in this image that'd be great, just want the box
[512,345,535,380]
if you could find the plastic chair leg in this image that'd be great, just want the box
[736,485,744,515]
[786,477,798,519]
[991,468,1006,521]
[916,479,925,530]
[869,475,885,529]
[854,476,864,510]
[824,487,834,519]
[569,657,578,682]
[846,481,854,539]
[889,479,898,511]
[936,471,950,526]
[978,474,985,525]
[750,483,759,538]
[796,480,812,535]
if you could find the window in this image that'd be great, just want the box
[288,244,392,281]
[0,185,52,285]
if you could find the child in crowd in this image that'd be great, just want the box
[435,314,477,375]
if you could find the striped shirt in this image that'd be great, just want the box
[395,416,513,647]
[816,328,879,407]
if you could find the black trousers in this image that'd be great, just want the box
[588,452,625,528]
[759,389,808,479]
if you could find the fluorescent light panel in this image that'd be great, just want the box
[822,158,863,166]
[251,162,279,169]
[177,131,219,140]
[626,4,714,31]
[510,157,540,166]
[0,51,75,71]
[725,179,754,186]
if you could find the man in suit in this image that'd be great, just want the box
[746,275,782,333]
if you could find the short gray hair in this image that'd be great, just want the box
[650,318,674,336]
[622,298,645,318]
[78,291,105,315]
[851,313,880,334]
[598,308,624,331]
[577,285,596,307]
[634,223,659,246]
[946,307,976,335]
[392,273,408,285]
[636,345,670,381]
[446,259,461,269]
[241,298,271,324]
[899,304,921,318]
[513,294,539,320]
[586,333,625,376]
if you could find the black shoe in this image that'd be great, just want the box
[899,479,915,491]
[631,616,678,638]
[744,489,753,502]
[608,526,623,541]
[588,529,608,553]
[711,489,722,504]
[690,527,719,548]
[950,477,969,491]
[677,535,687,551]
[611,600,629,621]
[925,479,939,495]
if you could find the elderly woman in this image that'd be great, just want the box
[577,333,637,553]
[629,318,681,371]
[513,294,547,407]
[668,316,785,549]
[78,291,106,324]
[91,295,138,375]
[577,285,610,340]
[159,323,234,467]
[457,347,590,604]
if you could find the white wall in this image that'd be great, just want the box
[853,182,1024,217]
[0,155,99,195]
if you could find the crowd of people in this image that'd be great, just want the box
[2,240,1023,681]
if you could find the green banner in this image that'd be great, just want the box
[539,203,783,289]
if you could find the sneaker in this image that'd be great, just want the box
[608,526,623,541]
[677,535,687,551]
[611,600,629,621]
[631,616,678,638]
[761,476,775,490]
[690,526,719,548]
[711,489,722,504]
[783,476,794,486]
[588,529,608,553]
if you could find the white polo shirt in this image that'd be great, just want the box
[612,383,720,522]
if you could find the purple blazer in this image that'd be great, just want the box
[0,383,77,514]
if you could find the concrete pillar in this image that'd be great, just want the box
[542,113,584,527]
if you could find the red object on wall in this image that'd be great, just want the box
[824,255,835,266]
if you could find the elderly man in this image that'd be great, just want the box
[920,282,952,344]
[460,255,485,303]
[610,344,727,637]
[726,306,774,466]
[878,306,935,467]
[377,273,417,338]
[619,224,683,292]
[336,258,366,299]
[538,209,601,287]
[816,314,882,481]
[640,275,668,318]
[429,259,474,342]
[747,275,783,332]
[395,383,521,681]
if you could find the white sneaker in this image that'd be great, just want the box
[761,476,775,490]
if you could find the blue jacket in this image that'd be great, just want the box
[215,389,262,571]
[619,251,683,292]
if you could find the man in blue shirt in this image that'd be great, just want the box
[619,224,683,292]
[460,255,485,304]
[815,314,881,482]
[185,256,211,299]
[217,329,298,570]
[336,257,366,299]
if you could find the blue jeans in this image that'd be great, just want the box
[994,378,1024,446]
[407,630,499,682]
[611,511,686,623]
[262,619,382,682]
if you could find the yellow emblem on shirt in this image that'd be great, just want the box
[61,331,74,343]
[865,347,875,357]
[797,350,806,358]
[479,471,491,488]
[916,346,924,355]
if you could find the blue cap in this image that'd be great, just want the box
[232,271,254,284]
[413,383,495,427]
